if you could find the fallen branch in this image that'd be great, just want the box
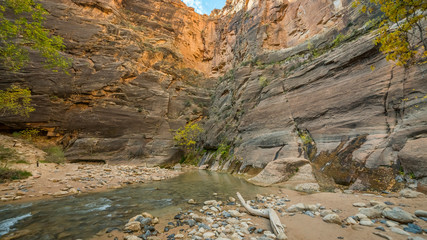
[236,192,287,240]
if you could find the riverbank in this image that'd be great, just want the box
[0,162,182,203]
[0,134,183,204]
[95,188,427,240]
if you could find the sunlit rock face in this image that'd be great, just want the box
[0,0,426,190]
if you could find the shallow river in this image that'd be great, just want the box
[0,170,270,239]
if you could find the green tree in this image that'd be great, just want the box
[0,0,71,71]
[0,0,71,117]
[353,0,427,66]
[0,85,34,117]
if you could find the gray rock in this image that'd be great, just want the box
[359,220,374,226]
[415,210,427,218]
[294,183,320,192]
[249,158,309,185]
[373,232,392,240]
[383,207,415,223]
[407,237,426,240]
[322,214,341,224]
[124,221,141,232]
[287,203,306,212]
[400,189,424,198]
[353,202,367,207]
[391,227,411,236]
[124,236,142,240]
[359,207,383,219]
[202,231,216,239]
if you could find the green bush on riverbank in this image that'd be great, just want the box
[0,167,32,183]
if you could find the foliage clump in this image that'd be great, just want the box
[0,0,71,72]
[19,128,39,141]
[353,0,427,66]
[0,86,34,117]
[43,146,65,164]
[173,122,204,150]
[0,144,31,182]
[0,167,31,183]
[0,144,16,167]
[258,76,268,87]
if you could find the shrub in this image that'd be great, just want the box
[259,76,268,87]
[0,144,17,167]
[0,167,32,183]
[43,146,65,164]
[173,122,204,150]
[20,128,39,141]
[217,143,231,159]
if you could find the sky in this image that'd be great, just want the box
[182,0,226,15]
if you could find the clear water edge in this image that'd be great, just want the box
[0,170,274,240]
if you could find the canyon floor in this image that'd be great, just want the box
[1,135,426,240]
[92,187,427,240]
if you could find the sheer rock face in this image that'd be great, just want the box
[204,32,427,190]
[0,0,426,185]
[0,0,214,165]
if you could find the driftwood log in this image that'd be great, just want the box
[237,192,287,240]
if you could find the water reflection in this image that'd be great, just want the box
[0,170,270,239]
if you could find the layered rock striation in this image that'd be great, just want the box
[0,0,426,190]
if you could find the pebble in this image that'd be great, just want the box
[375,226,385,231]
[353,202,366,207]
[359,220,374,226]
[407,237,427,240]
[373,232,392,240]
[385,220,399,227]
[202,231,216,239]
[391,227,411,236]
[415,210,427,218]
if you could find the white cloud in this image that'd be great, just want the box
[182,0,205,14]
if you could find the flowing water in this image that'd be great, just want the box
[0,170,271,239]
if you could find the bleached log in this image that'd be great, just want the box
[236,192,269,218]
[236,192,287,240]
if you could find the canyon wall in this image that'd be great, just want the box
[0,0,214,165]
[0,0,426,190]
[201,0,427,191]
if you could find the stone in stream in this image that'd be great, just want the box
[415,210,427,218]
[188,199,196,204]
[359,219,374,226]
[383,207,415,223]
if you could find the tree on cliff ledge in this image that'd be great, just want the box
[354,0,427,66]
[0,0,71,117]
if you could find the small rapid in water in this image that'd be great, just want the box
[0,170,271,239]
